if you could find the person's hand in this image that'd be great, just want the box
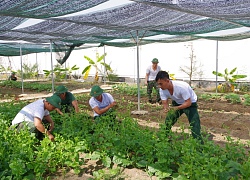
[48,134,54,141]
[145,81,148,85]
[49,123,54,132]
[163,107,170,113]
[109,102,116,108]
[164,106,178,113]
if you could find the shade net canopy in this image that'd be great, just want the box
[1,0,250,57]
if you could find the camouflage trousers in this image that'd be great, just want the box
[147,80,160,102]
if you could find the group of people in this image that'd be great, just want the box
[11,58,203,143]
[11,84,116,141]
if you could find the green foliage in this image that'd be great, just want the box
[239,83,250,92]
[82,52,112,82]
[243,94,250,106]
[43,64,79,81]
[17,63,38,79]
[1,92,250,179]
[113,84,147,96]
[225,93,241,104]
[0,80,53,92]
[212,67,247,92]
[0,65,11,80]
[198,93,221,101]
[107,73,119,82]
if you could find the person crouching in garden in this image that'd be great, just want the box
[11,94,61,141]
[155,70,203,143]
[89,85,117,123]
[8,72,17,81]
[54,85,79,115]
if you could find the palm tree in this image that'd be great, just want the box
[82,52,112,82]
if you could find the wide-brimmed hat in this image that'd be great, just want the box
[151,58,159,63]
[90,85,104,97]
[55,85,68,94]
[46,95,61,109]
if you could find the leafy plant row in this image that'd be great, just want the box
[1,98,250,179]
[198,92,250,106]
[0,80,52,92]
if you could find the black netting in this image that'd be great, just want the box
[0,0,109,18]
[1,0,250,55]
[52,42,83,65]
[0,16,26,31]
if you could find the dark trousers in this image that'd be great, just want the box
[147,80,160,102]
[165,101,203,142]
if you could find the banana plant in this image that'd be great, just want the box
[82,52,112,82]
[43,64,79,80]
[212,67,247,92]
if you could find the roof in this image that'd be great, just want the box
[1,0,250,57]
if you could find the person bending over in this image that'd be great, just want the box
[155,70,203,143]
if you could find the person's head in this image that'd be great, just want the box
[155,71,171,90]
[55,85,68,100]
[45,94,61,111]
[151,58,159,67]
[90,85,104,100]
[11,72,16,76]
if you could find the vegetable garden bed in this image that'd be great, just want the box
[0,81,250,179]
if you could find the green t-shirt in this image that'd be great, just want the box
[60,92,76,106]
[54,92,76,112]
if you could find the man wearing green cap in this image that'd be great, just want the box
[54,85,79,115]
[145,58,161,104]
[8,72,17,81]
[155,71,203,143]
[89,85,116,122]
[11,94,61,141]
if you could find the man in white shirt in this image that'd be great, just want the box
[12,94,61,141]
[145,58,161,104]
[89,85,116,123]
[155,70,203,143]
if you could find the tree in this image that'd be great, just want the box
[179,43,203,86]
[82,52,112,82]
[17,63,38,79]
[212,67,247,92]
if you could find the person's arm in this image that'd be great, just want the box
[162,99,169,112]
[92,101,116,115]
[55,108,64,115]
[145,73,149,85]
[43,115,55,132]
[34,117,54,141]
[72,100,79,113]
[175,98,192,110]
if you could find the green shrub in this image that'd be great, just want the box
[225,93,241,104]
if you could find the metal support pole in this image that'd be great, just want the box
[36,53,38,80]
[103,45,106,84]
[215,40,219,93]
[65,61,67,81]
[20,45,24,94]
[136,30,141,111]
[50,40,54,93]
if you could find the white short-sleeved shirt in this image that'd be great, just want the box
[12,99,49,125]
[160,81,197,104]
[146,65,161,81]
[89,93,115,117]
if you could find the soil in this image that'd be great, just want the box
[1,83,250,179]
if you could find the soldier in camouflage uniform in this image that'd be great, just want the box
[145,58,161,104]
